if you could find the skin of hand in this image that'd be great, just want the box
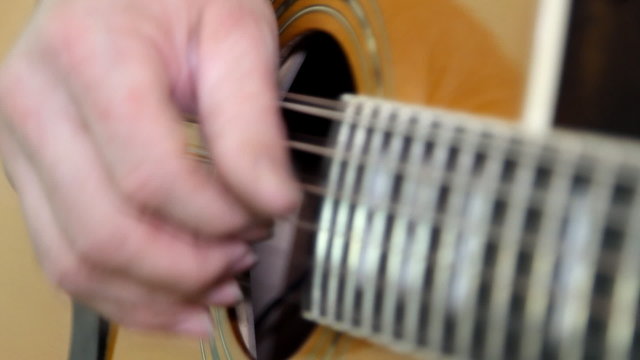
[0,0,300,336]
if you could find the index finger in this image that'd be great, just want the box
[197,0,301,217]
[51,28,255,236]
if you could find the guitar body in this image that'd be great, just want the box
[0,0,554,359]
[210,1,543,359]
[280,1,537,358]
[275,0,536,117]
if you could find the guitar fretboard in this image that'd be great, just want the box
[300,95,640,360]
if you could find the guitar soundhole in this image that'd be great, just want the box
[252,32,355,359]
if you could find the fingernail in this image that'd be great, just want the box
[206,281,243,306]
[232,251,258,273]
[174,313,213,337]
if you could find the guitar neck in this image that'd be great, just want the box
[285,94,640,360]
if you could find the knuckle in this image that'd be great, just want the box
[0,61,48,144]
[74,237,106,266]
[116,164,170,210]
[176,263,213,294]
[41,10,73,50]
[74,229,127,268]
[40,6,94,70]
[216,215,252,237]
[47,260,84,294]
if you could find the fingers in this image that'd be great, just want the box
[38,0,300,235]
[0,0,287,337]
[17,172,214,337]
[1,73,253,336]
[2,61,256,299]
[115,217,256,295]
[46,18,255,236]
[197,0,301,216]
[0,126,213,336]
[204,279,243,305]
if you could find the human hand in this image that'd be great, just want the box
[0,0,299,336]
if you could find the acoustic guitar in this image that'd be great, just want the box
[181,0,640,359]
[3,0,640,359]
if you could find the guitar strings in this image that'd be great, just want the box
[191,92,552,178]
[186,95,630,241]
[187,94,619,332]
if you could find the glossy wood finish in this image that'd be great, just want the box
[278,1,538,358]
[275,0,538,118]
[210,0,541,358]
[1,0,541,359]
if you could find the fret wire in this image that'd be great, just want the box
[299,180,631,237]
[427,118,481,351]
[340,101,380,330]
[357,102,399,334]
[418,119,454,350]
[309,100,359,319]
[294,210,618,276]
[483,140,540,360]
[403,111,445,347]
[454,132,510,359]
[293,210,619,327]
[185,93,640,357]
[287,139,636,192]
[380,111,424,342]
[325,98,374,323]
[605,178,640,359]
[521,143,591,359]
[557,158,618,360]
[375,107,416,341]
[292,218,617,326]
